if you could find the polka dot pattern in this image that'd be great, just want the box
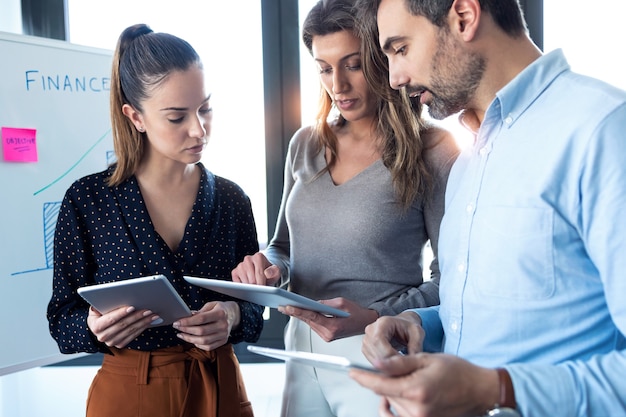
[47,163,264,353]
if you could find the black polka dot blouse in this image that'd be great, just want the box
[47,163,264,353]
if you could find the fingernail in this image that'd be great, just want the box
[142,310,153,317]
[126,306,136,313]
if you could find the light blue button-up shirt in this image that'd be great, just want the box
[411,50,626,416]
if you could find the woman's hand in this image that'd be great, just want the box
[87,305,159,348]
[173,301,240,351]
[231,252,281,286]
[279,297,379,342]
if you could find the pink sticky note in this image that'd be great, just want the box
[2,127,38,162]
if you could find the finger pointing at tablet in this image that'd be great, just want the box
[231,252,280,285]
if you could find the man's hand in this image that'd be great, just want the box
[362,311,425,362]
[350,353,500,417]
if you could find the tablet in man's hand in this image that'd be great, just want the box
[247,345,380,373]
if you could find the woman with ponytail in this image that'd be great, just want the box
[47,24,263,417]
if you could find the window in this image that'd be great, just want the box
[299,0,322,127]
[66,0,268,243]
[0,0,21,34]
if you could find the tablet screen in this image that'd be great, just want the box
[184,276,350,318]
[247,345,379,373]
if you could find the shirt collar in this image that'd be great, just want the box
[460,49,571,135]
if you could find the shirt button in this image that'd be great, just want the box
[504,116,513,124]
[457,263,466,272]
[450,320,459,332]
[466,204,474,213]
[479,147,488,156]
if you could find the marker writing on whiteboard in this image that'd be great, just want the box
[25,70,110,93]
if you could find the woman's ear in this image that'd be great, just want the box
[122,104,145,132]
[449,0,481,41]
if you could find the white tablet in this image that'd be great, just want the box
[247,345,379,373]
[183,276,350,318]
[78,274,192,326]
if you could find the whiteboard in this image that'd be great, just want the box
[0,31,113,375]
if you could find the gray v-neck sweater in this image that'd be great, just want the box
[264,126,458,316]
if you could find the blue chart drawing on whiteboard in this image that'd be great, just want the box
[33,129,112,196]
[11,130,115,276]
[10,202,63,275]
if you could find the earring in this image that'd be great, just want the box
[137,127,145,133]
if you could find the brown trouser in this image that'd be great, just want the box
[85,344,253,417]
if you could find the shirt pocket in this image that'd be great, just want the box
[470,206,555,300]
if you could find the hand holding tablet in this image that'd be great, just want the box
[183,276,350,318]
[78,275,192,326]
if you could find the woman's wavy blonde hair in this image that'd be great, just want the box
[302,0,433,210]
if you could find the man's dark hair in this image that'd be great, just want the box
[356,0,527,38]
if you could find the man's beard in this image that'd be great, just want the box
[424,30,486,120]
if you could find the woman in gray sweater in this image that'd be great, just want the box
[231,0,459,415]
